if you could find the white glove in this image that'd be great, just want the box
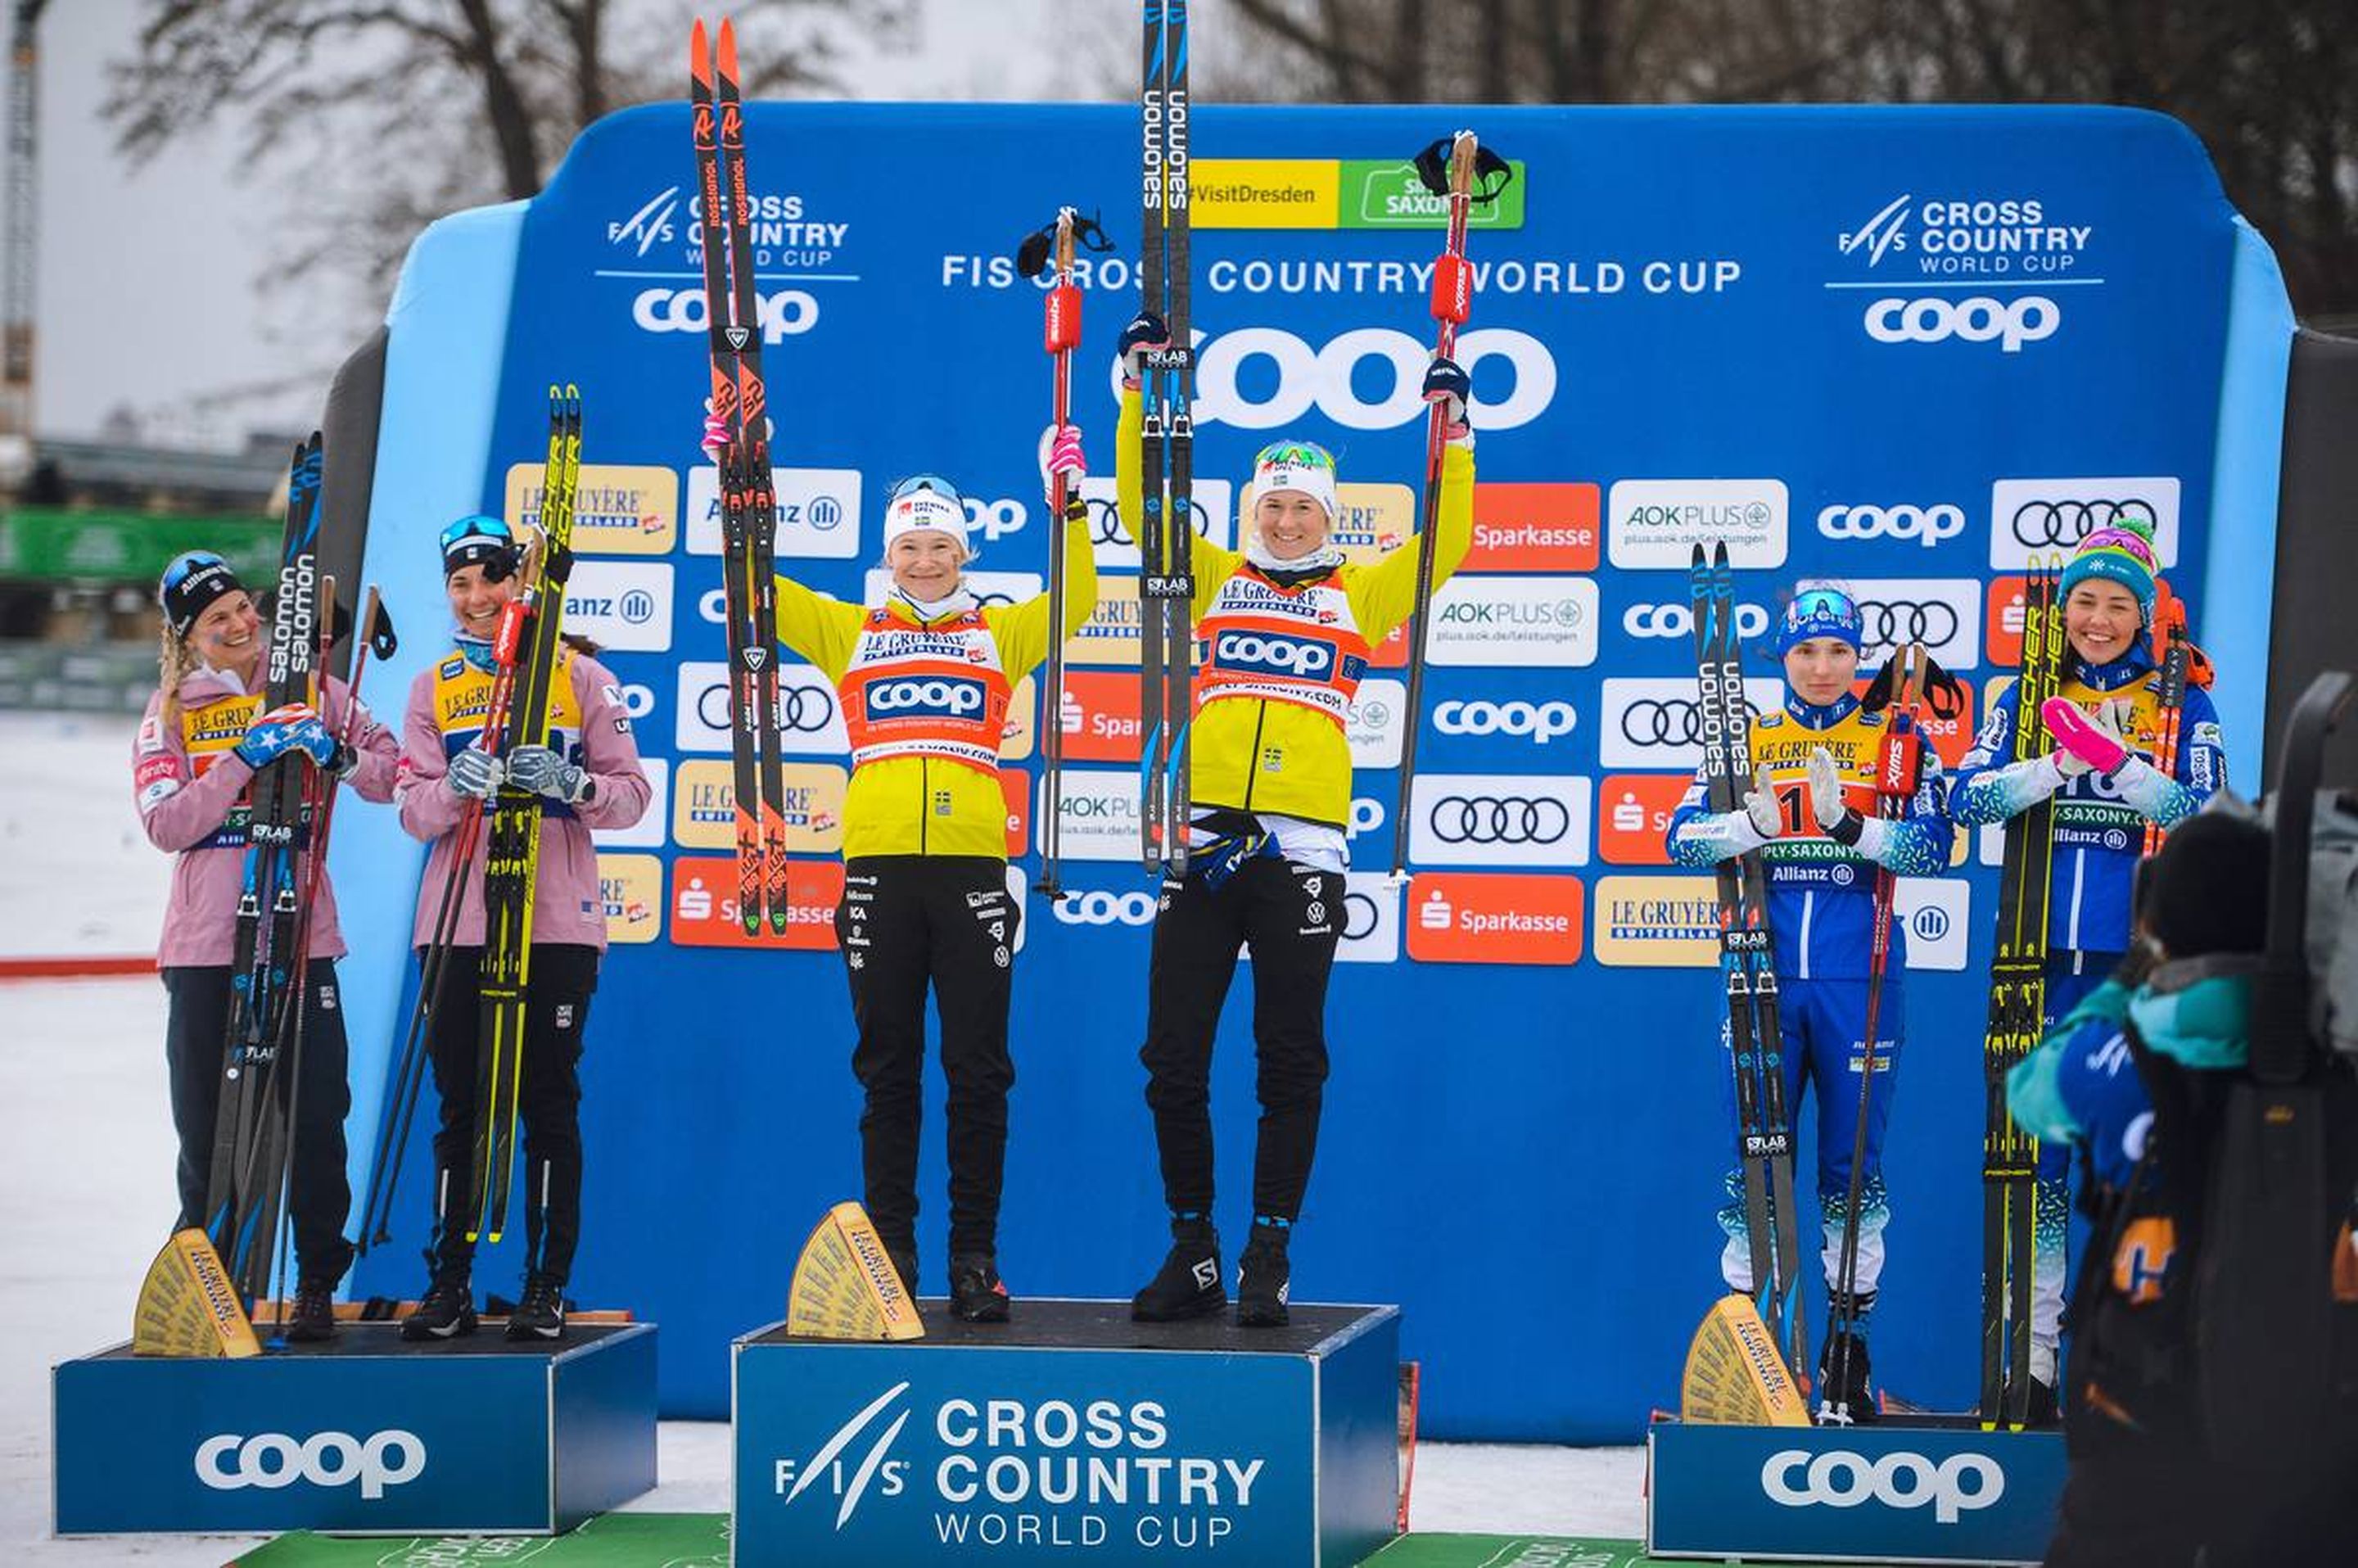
[1741,765,1781,840]
[446,747,502,801]
[1807,747,1852,830]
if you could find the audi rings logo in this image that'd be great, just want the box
[867,677,986,717]
[1434,699,1578,744]
[1618,698,1747,750]
[1863,295,2058,353]
[1623,602,1768,640]
[1817,504,1965,548]
[1855,595,1960,648]
[2008,497,2158,549]
[699,680,838,734]
[1760,1448,2005,1525]
[1428,794,1573,846]
[1052,890,1159,927]
[195,1430,426,1500]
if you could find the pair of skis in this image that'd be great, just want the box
[1689,540,1806,1383]
[692,16,788,936]
[205,435,328,1303]
[359,392,580,1255]
[1979,562,2063,1429]
[1136,0,1195,875]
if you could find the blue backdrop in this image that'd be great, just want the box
[331,101,2294,1437]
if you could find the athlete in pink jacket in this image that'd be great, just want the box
[392,515,648,1343]
[135,549,400,1340]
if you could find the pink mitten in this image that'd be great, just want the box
[2042,696,2130,775]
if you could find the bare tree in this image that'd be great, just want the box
[1210,0,2358,318]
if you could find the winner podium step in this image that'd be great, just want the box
[733,1299,1400,1566]
[53,1322,657,1534]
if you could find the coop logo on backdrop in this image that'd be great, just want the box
[686,467,863,559]
[1427,576,1598,667]
[1622,600,1769,642]
[1761,1447,2005,1525]
[1837,192,2094,278]
[1987,477,2180,570]
[1087,324,1558,432]
[1606,480,1788,569]
[1817,503,1966,549]
[564,561,674,653]
[1863,294,2059,354]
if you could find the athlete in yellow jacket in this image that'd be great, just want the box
[1114,314,1475,1326]
[771,427,1096,1323]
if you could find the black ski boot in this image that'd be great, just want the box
[285,1281,336,1344]
[1132,1217,1225,1322]
[2027,1376,2060,1427]
[400,1277,478,1342]
[1236,1219,1293,1328]
[505,1277,567,1342]
[950,1256,1012,1323]
[1816,1331,1877,1425]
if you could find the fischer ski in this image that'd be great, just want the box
[1979,560,2063,1429]
[206,432,326,1303]
[1690,540,1805,1382]
[692,16,788,933]
[469,386,583,1246]
[1136,0,1194,875]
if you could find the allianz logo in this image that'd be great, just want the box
[195,1430,426,1500]
[1760,1448,2003,1525]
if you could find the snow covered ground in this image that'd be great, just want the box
[0,713,1646,1562]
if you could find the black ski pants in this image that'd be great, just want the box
[163,961,355,1287]
[418,943,598,1289]
[834,856,1018,1266]
[1141,854,1340,1222]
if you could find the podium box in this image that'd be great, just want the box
[53,1322,657,1534]
[733,1299,1399,1567]
[1647,1418,2067,1566]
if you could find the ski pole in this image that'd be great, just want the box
[1389,130,1500,881]
[1019,208,1086,898]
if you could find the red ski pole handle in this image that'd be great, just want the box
[492,594,532,669]
[1045,282,1083,355]
[1876,724,1922,799]
[1430,252,1473,328]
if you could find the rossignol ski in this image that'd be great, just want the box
[468,387,582,1246]
[1389,129,1511,879]
[693,16,788,933]
[1136,0,1195,874]
[1820,641,1929,1425]
[1690,540,1805,1382]
[206,432,326,1303]
[1980,560,2063,1429]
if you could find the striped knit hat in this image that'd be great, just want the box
[2060,525,2158,625]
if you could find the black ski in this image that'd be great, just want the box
[1979,563,2062,1429]
[1690,540,1805,1382]
[1136,0,1194,874]
[206,432,326,1302]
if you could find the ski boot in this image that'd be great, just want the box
[950,1255,1012,1323]
[505,1276,567,1342]
[1236,1218,1293,1328]
[1132,1216,1225,1322]
[1815,1331,1878,1425]
[401,1276,479,1342]
[285,1280,337,1344]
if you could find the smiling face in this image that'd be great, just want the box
[188,590,264,681]
[1783,635,1861,707]
[445,562,517,641]
[2064,578,2143,666]
[1254,490,1333,561]
[887,531,968,601]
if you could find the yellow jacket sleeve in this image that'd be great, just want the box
[770,571,865,680]
[1346,442,1476,644]
[986,509,1099,680]
[1116,384,1240,623]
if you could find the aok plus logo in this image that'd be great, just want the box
[195,1430,426,1501]
[1760,1448,2004,1525]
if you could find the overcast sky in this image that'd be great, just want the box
[16,0,1092,448]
